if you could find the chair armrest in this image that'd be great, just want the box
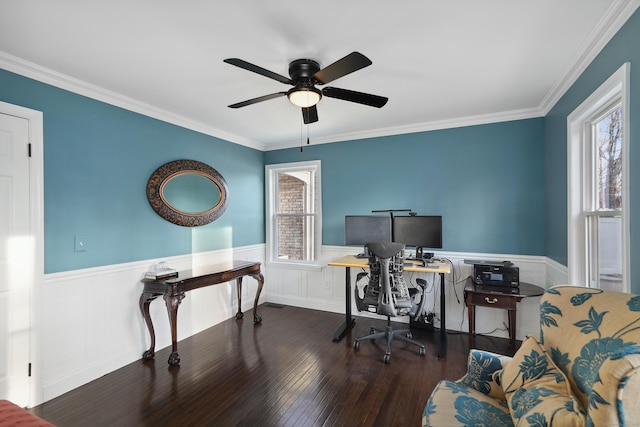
[588,350,640,427]
[457,349,512,400]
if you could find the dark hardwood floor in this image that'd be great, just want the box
[30,304,515,427]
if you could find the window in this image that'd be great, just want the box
[266,161,322,268]
[568,63,629,292]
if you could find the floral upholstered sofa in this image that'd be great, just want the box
[423,286,640,427]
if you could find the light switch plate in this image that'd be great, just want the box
[75,236,88,252]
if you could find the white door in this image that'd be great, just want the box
[0,112,31,406]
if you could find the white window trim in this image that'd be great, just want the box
[265,160,322,270]
[567,62,630,291]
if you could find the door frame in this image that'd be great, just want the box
[0,101,44,407]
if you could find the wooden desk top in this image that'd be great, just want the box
[328,255,451,274]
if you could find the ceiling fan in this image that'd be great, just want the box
[223,52,388,124]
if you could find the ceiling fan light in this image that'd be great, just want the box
[288,87,321,108]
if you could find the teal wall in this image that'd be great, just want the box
[545,8,640,293]
[265,118,546,256]
[0,69,265,273]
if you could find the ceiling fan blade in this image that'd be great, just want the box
[224,58,293,85]
[322,87,388,108]
[302,105,318,124]
[228,92,287,108]
[312,52,372,85]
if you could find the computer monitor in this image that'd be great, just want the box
[344,215,392,256]
[392,215,442,258]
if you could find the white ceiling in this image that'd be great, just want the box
[0,1,637,151]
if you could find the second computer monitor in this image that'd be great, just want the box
[392,215,442,257]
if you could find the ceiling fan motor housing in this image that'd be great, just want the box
[289,59,320,82]
[287,59,323,107]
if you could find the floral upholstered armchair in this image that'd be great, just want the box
[423,286,640,427]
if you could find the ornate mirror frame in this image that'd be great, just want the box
[147,159,229,227]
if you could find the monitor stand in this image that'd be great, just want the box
[415,247,434,261]
[355,245,370,258]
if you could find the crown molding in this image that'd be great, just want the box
[266,107,545,151]
[0,51,265,151]
[538,0,640,114]
[0,51,545,152]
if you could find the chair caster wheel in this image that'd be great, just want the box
[406,332,413,339]
[419,347,426,356]
[383,354,391,364]
[353,340,360,350]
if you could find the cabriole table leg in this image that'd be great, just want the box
[139,292,159,359]
[235,277,244,320]
[164,292,185,366]
[251,273,265,324]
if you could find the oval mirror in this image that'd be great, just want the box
[162,173,221,214]
[147,159,229,227]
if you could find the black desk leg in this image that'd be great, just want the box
[437,272,447,357]
[333,266,356,341]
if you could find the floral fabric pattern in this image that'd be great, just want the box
[423,380,513,427]
[454,395,513,425]
[423,286,640,427]
[499,335,586,426]
[458,349,509,400]
[539,286,640,427]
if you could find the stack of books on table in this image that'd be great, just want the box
[145,268,179,280]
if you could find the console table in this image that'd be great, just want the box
[139,260,264,366]
[464,278,544,349]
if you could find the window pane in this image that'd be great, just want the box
[596,107,622,210]
[587,215,623,292]
[276,215,314,261]
[277,171,312,214]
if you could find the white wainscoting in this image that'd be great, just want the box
[545,257,569,287]
[265,246,553,349]
[33,244,568,406]
[36,245,265,404]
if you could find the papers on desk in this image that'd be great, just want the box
[145,267,178,280]
[145,261,178,280]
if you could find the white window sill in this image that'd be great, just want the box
[266,261,323,272]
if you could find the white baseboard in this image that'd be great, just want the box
[33,244,567,406]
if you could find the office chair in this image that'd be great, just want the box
[353,242,426,363]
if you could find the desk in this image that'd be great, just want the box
[328,255,451,357]
[140,261,264,366]
[464,278,544,349]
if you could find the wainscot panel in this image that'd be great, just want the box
[39,245,265,404]
[265,246,551,344]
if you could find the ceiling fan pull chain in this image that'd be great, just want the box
[300,116,304,152]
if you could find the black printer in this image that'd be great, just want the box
[467,260,520,287]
